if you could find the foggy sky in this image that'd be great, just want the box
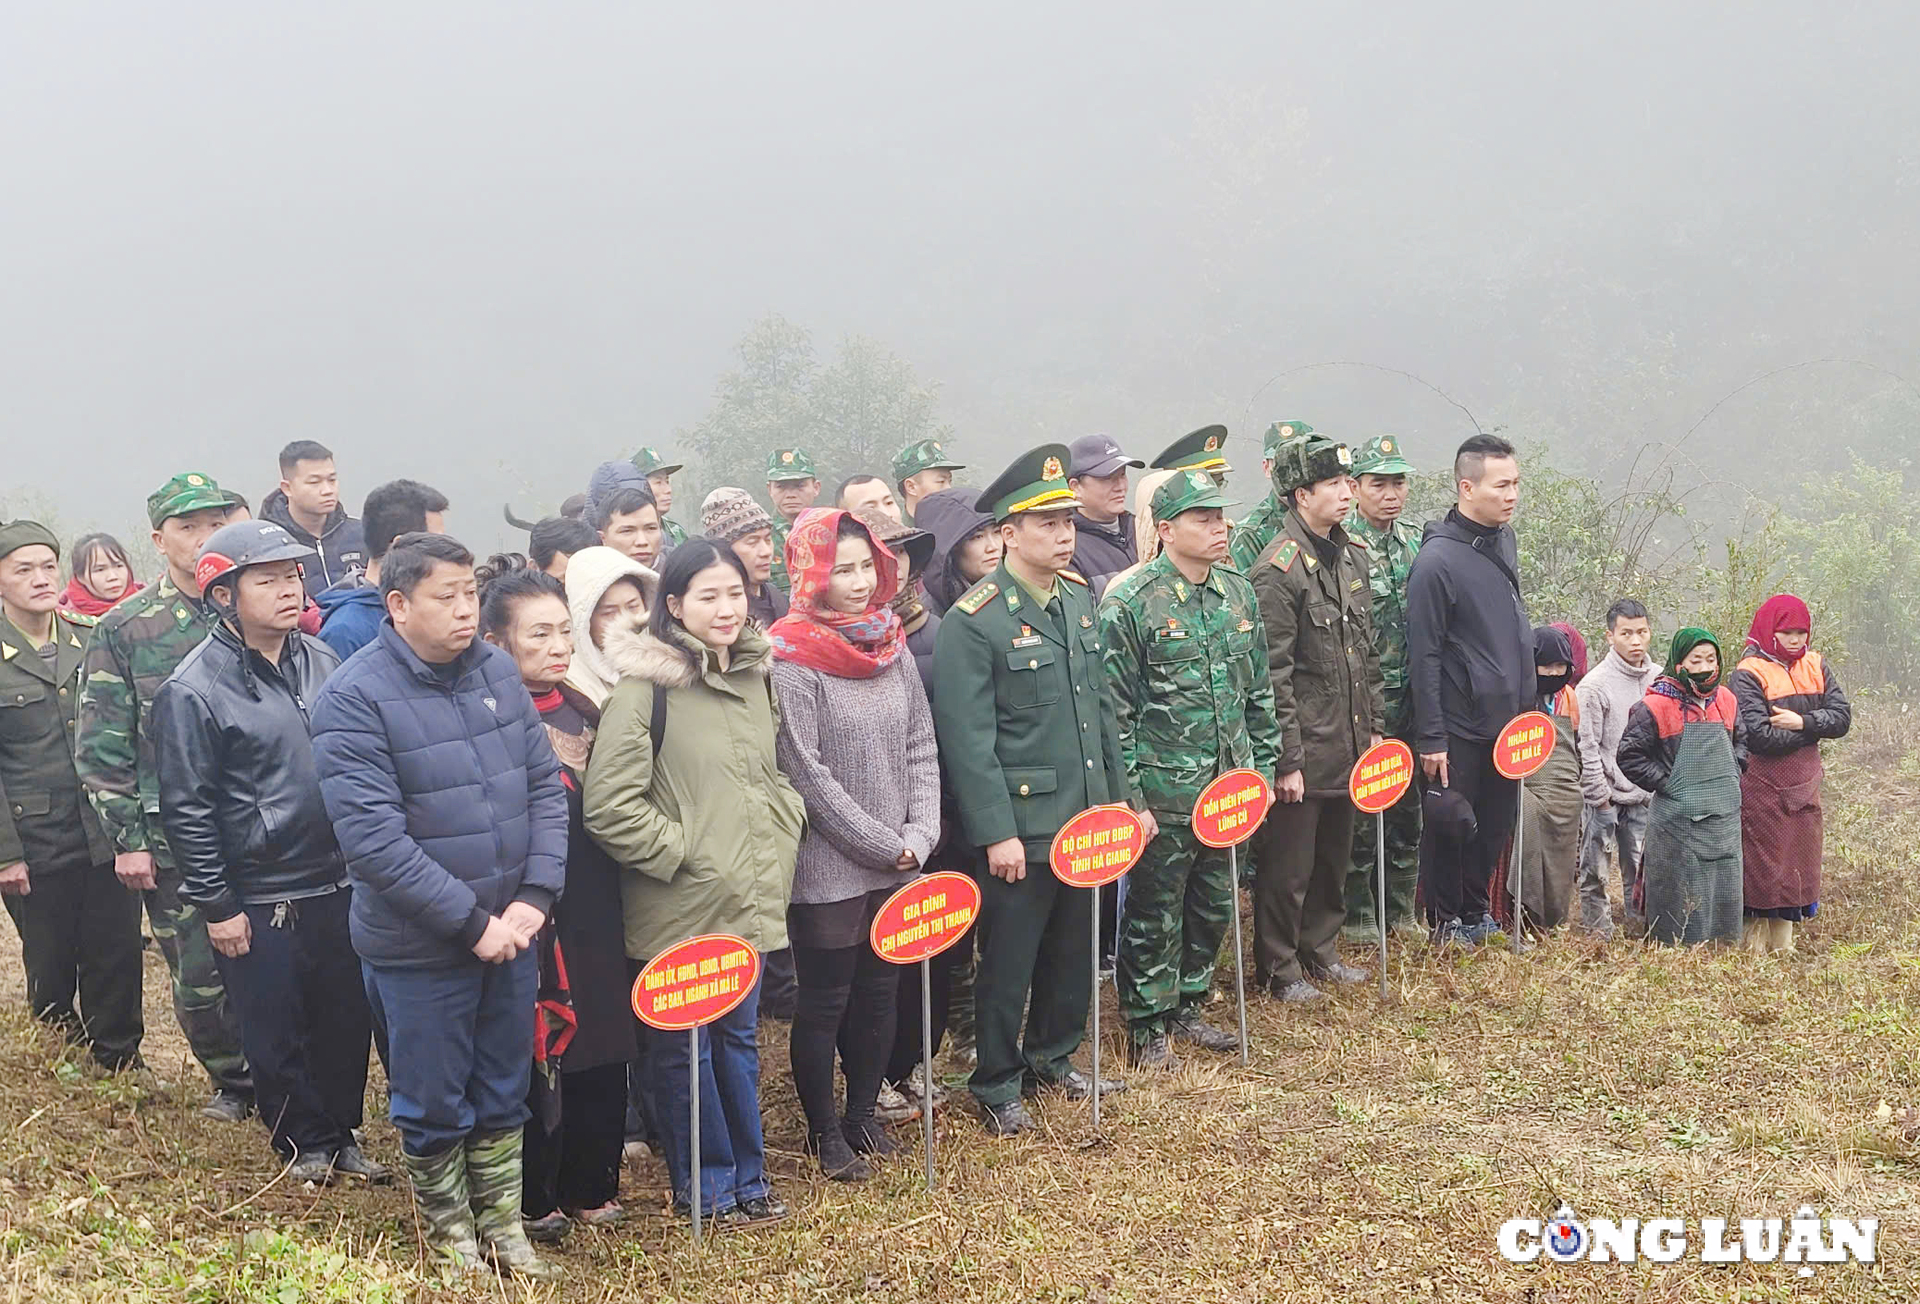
[4,3,1916,551]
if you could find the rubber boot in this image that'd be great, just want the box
[466,1129,560,1281]
[1772,918,1796,953]
[402,1144,483,1272]
[1741,918,1769,952]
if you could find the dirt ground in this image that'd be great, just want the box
[1,711,1916,1302]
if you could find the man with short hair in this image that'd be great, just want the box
[594,487,664,568]
[316,479,450,660]
[892,438,965,525]
[262,441,366,597]
[1343,434,1423,940]
[1150,424,1232,489]
[1067,434,1145,599]
[154,519,383,1185]
[765,448,821,593]
[932,445,1144,1136]
[1405,434,1533,946]
[312,533,565,1278]
[838,475,902,524]
[629,447,688,548]
[702,487,788,629]
[1101,472,1280,1068]
[1574,598,1660,938]
[0,522,144,1075]
[75,473,253,1120]
[1228,421,1313,572]
[1251,435,1383,1002]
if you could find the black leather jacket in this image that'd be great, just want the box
[153,623,346,922]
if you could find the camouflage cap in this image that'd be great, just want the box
[147,472,231,527]
[1273,434,1352,495]
[629,447,684,478]
[766,447,819,482]
[0,520,59,561]
[1350,433,1415,477]
[1150,469,1231,522]
[891,437,965,481]
[1262,420,1314,460]
[977,444,1081,522]
[1149,424,1231,474]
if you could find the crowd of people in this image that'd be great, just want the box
[0,425,1850,1279]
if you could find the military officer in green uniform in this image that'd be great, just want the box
[1149,425,1233,489]
[0,521,145,1074]
[931,444,1145,1136]
[891,437,965,526]
[629,447,689,547]
[74,473,254,1119]
[1228,420,1313,573]
[1250,437,1384,1002]
[1099,472,1281,1069]
[765,447,822,593]
[1343,435,1423,940]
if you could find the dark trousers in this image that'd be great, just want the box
[638,976,767,1213]
[145,867,251,1094]
[887,944,956,1085]
[212,890,369,1156]
[759,947,798,1020]
[364,949,535,1157]
[2,862,144,1068]
[1419,735,1522,926]
[969,855,1091,1107]
[790,928,897,1138]
[1254,797,1355,986]
[523,1060,627,1215]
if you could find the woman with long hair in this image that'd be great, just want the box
[60,533,140,616]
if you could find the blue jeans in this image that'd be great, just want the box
[363,951,536,1156]
[639,976,767,1213]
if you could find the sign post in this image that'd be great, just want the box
[870,871,982,1190]
[1190,768,1275,1066]
[1349,739,1416,1000]
[630,933,761,1246]
[1493,710,1557,951]
[1048,803,1147,1132]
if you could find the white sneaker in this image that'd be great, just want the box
[904,1064,949,1110]
[873,1082,922,1124]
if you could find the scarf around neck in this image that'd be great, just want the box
[769,508,907,679]
[58,575,141,617]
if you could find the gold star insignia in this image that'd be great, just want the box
[1042,456,1064,481]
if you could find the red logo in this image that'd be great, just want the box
[1049,804,1147,888]
[870,872,981,965]
[630,934,760,1031]
[194,552,235,592]
[1190,768,1274,848]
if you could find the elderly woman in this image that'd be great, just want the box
[1729,595,1850,953]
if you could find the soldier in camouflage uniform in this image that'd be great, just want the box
[1343,435,1423,938]
[73,473,253,1118]
[1100,471,1281,1068]
[1227,420,1313,573]
[629,447,689,548]
[765,447,821,593]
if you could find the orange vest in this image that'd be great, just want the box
[1736,648,1825,703]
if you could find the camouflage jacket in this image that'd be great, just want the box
[1344,509,1421,694]
[1099,551,1282,822]
[769,518,792,592]
[73,574,219,864]
[662,516,689,549]
[1227,493,1284,574]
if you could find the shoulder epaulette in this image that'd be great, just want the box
[1348,536,1370,551]
[59,609,99,628]
[1271,538,1300,572]
[1059,569,1088,586]
[954,580,999,615]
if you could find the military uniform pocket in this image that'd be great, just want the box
[1003,647,1061,707]
[0,681,48,744]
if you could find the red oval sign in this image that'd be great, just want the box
[1049,804,1147,888]
[1493,710,1557,780]
[1190,768,1274,848]
[630,933,761,1031]
[1349,739,1415,814]
[870,871,981,965]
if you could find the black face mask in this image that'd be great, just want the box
[1535,671,1570,700]
[1684,667,1720,694]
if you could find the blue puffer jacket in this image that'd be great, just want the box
[314,583,386,660]
[312,623,567,968]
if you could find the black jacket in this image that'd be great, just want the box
[154,624,346,922]
[1070,511,1137,600]
[917,488,995,616]
[1404,509,1534,751]
[261,490,368,598]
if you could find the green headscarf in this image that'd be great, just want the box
[1664,626,1723,695]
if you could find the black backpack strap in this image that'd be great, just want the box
[648,682,669,757]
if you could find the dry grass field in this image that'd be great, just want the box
[2,709,1917,1302]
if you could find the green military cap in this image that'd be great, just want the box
[977,444,1081,522]
[766,447,819,481]
[629,446,684,478]
[1150,424,1232,474]
[1262,420,1314,460]
[1274,434,1353,495]
[147,472,231,527]
[891,437,965,482]
[1150,469,1231,522]
[1350,433,1415,477]
[0,520,59,561]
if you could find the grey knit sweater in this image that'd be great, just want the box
[773,654,943,906]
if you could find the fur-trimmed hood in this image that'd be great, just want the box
[600,621,773,689]
[562,546,659,707]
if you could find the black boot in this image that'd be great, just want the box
[809,1128,872,1182]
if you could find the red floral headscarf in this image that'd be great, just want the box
[1746,592,1812,664]
[769,508,906,678]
